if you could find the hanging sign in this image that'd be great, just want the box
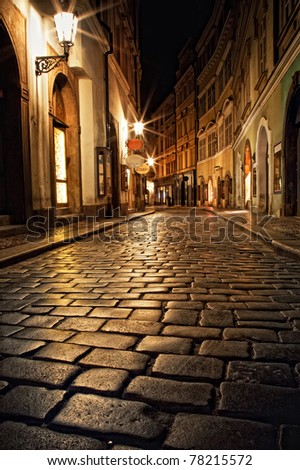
[127,138,144,151]
[135,163,150,175]
[126,154,144,168]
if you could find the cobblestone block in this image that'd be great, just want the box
[190,294,229,302]
[162,325,221,340]
[165,301,203,310]
[278,331,300,343]
[136,335,192,355]
[70,300,119,307]
[101,320,163,336]
[118,300,162,308]
[230,295,269,302]
[200,310,234,327]
[207,302,247,310]
[236,320,292,329]
[101,293,141,300]
[152,354,224,381]
[284,310,300,319]
[235,310,286,321]
[23,307,54,314]
[223,327,278,342]
[34,343,90,362]
[13,327,74,342]
[124,376,213,412]
[172,288,208,293]
[279,425,300,450]
[0,356,80,387]
[89,308,132,319]
[31,299,73,307]
[52,393,166,441]
[0,337,46,355]
[79,348,150,373]
[295,363,300,385]
[56,317,106,331]
[0,299,33,311]
[226,361,295,387]
[218,382,300,425]
[246,302,291,310]
[0,313,29,324]
[129,309,162,321]
[143,293,188,301]
[0,380,9,391]
[131,287,169,294]
[0,421,106,449]
[68,331,137,349]
[70,368,129,396]
[253,343,300,362]
[294,319,300,330]
[162,309,199,325]
[162,414,277,449]
[19,315,63,328]
[1,385,65,420]
[0,325,24,336]
[272,295,300,303]
[49,307,92,316]
[199,340,249,359]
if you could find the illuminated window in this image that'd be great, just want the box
[54,127,68,205]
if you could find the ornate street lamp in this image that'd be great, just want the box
[35,11,78,75]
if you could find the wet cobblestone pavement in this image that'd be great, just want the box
[1,208,300,449]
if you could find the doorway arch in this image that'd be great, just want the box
[0,21,25,222]
[256,125,269,213]
[51,73,81,213]
[284,76,300,216]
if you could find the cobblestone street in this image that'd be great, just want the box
[1,208,300,450]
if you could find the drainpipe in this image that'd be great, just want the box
[99,20,113,149]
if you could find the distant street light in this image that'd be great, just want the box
[134,121,144,135]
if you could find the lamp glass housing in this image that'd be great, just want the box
[54,12,78,47]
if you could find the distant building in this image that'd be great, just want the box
[150,0,300,217]
[0,0,141,226]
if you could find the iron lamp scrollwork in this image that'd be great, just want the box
[35,11,78,76]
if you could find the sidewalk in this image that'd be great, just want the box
[1,206,300,267]
[201,206,300,260]
[0,210,155,268]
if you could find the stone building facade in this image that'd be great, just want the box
[0,0,141,225]
[150,0,300,216]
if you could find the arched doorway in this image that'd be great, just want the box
[257,126,269,213]
[0,22,26,222]
[284,80,300,216]
[51,73,81,214]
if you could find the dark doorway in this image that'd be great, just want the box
[108,118,120,212]
[285,85,300,216]
[0,22,25,222]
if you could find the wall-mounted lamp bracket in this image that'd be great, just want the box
[35,54,68,76]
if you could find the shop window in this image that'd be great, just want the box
[96,147,112,196]
[274,145,282,192]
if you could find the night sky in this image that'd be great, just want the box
[139,0,215,115]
